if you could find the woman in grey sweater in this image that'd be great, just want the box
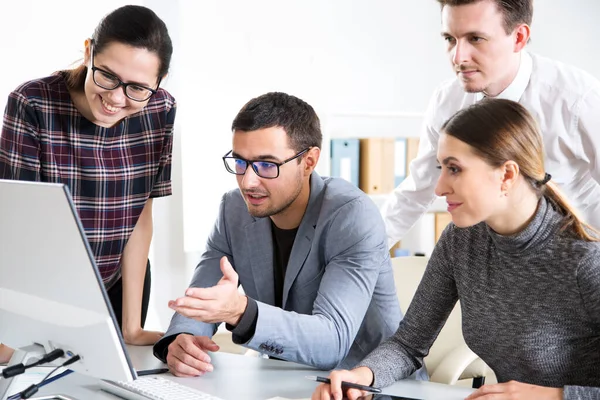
[312,99,600,400]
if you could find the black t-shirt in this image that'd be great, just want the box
[226,220,298,344]
[271,221,298,308]
[154,220,300,360]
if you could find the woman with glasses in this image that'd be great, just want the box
[0,5,175,352]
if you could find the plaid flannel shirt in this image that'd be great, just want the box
[0,72,176,287]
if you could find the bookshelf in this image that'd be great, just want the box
[322,111,450,256]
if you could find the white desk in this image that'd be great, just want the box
[32,346,474,400]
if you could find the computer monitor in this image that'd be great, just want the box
[0,180,136,390]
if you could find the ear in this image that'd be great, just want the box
[157,73,168,88]
[83,38,92,65]
[499,160,520,195]
[303,147,320,176]
[513,24,531,52]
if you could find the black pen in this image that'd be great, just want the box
[137,368,170,376]
[305,375,382,393]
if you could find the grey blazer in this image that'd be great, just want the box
[159,173,403,370]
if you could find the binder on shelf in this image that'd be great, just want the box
[330,139,359,186]
[406,137,420,177]
[394,138,407,187]
[434,212,453,243]
[390,241,401,257]
[390,241,410,257]
[359,138,395,194]
[393,248,411,257]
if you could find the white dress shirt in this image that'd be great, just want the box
[383,51,600,247]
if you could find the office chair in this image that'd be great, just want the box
[391,256,495,388]
[211,331,247,355]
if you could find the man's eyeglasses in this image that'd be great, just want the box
[90,41,160,102]
[222,148,310,179]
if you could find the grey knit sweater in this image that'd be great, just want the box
[359,198,600,399]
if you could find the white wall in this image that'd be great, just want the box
[2,1,600,331]
[170,0,600,253]
[0,1,142,115]
[529,0,600,72]
[174,0,450,253]
[149,0,600,330]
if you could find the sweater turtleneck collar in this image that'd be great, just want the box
[486,197,562,255]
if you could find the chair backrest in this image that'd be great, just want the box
[391,256,489,385]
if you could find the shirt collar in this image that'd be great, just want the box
[475,51,533,102]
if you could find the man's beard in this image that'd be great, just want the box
[246,176,303,218]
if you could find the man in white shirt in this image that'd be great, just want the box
[383,0,600,247]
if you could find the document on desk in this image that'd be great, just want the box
[265,397,309,400]
[1,366,67,395]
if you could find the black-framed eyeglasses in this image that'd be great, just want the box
[222,148,311,179]
[89,41,160,102]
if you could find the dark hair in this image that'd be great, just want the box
[64,5,173,91]
[441,98,599,242]
[436,0,533,34]
[231,92,322,153]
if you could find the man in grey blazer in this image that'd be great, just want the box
[153,92,415,378]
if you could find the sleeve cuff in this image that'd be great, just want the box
[150,184,172,198]
[563,385,600,400]
[152,332,191,363]
[226,297,258,344]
